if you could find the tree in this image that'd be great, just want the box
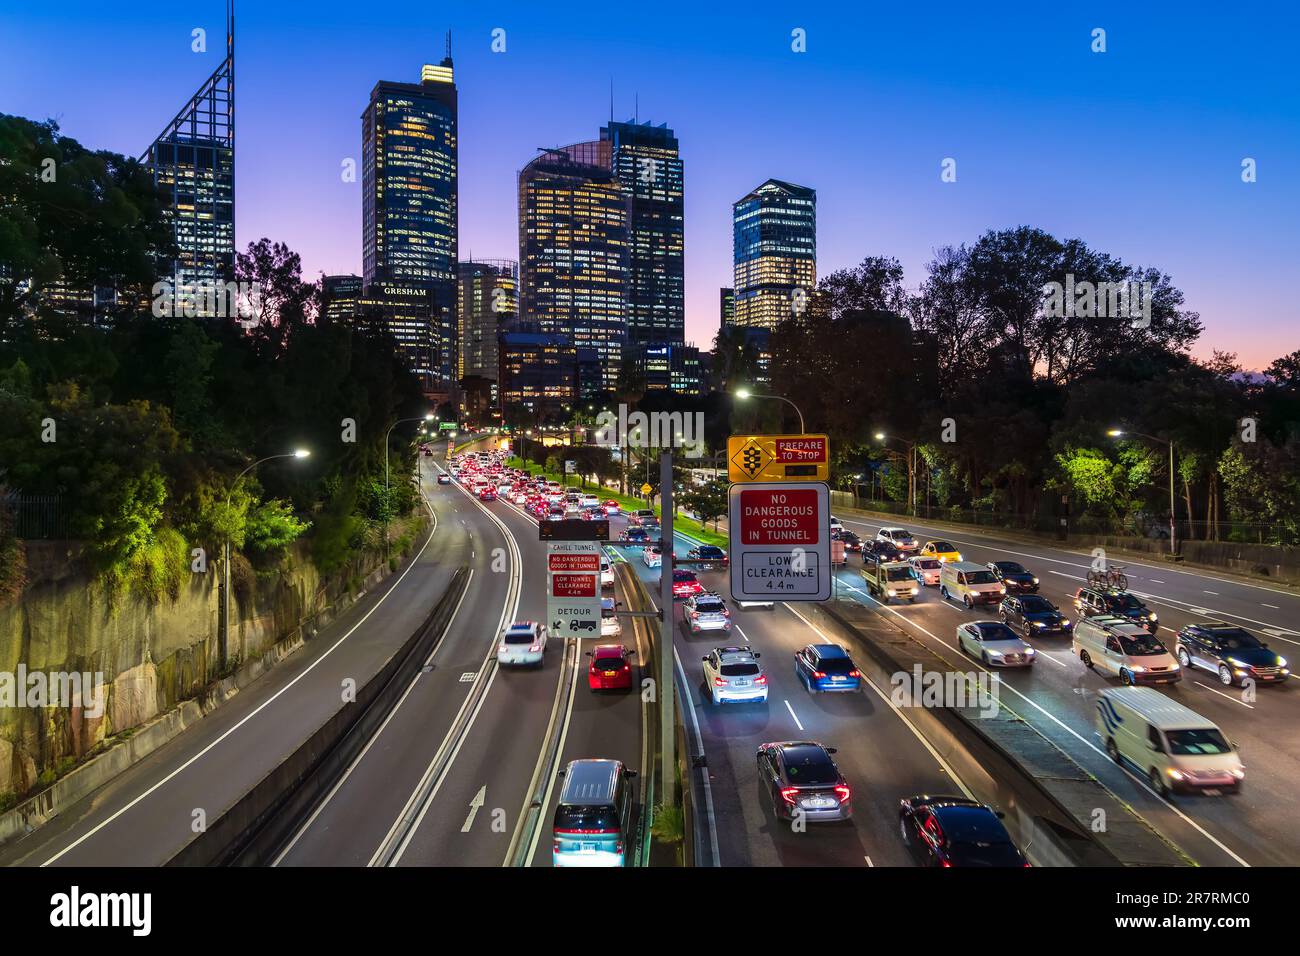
[680,478,728,531]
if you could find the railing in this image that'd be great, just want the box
[0,494,69,540]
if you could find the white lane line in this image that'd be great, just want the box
[855,590,1250,867]
[43,499,443,868]
[1263,604,1280,610]
[1204,590,1220,596]
[1049,569,1085,581]
[783,699,805,732]
[864,855,874,867]
[1192,682,1255,709]
[733,624,751,643]
[1034,649,1069,668]
[1149,579,1165,584]
[523,642,581,866]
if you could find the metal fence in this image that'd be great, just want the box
[0,493,70,540]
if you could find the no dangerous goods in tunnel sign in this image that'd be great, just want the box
[728,482,831,602]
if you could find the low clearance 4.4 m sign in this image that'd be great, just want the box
[728,482,831,602]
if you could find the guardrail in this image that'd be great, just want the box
[166,566,471,866]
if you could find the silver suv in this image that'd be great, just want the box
[702,646,768,704]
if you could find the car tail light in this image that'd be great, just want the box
[835,784,851,802]
[622,664,630,672]
[780,787,799,805]
[713,677,726,687]
[813,671,826,679]
[755,675,767,686]
[941,859,952,868]
[849,669,861,678]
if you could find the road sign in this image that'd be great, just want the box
[728,482,831,602]
[546,541,601,637]
[640,483,652,495]
[538,518,609,541]
[727,434,830,482]
[564,459,576,474]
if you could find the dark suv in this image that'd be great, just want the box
[1175,622,1290,687]
[1000,594,1072,637]
[987,561,1038,593]
[1074,587,1158,633]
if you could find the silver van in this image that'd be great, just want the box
[1073,615,1180,685]
[939,561,1005,609]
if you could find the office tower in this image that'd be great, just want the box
[498,330,577,414]
[141,1,235,314]
[518,144,629,392]
[321,274,362,324]
[357,283,438,383]
[600,121,684,347]
[625,343,704,396]
[732,179,816,330]
[456,259,517,383]
[719,287,734,328]
[361,47,458,390]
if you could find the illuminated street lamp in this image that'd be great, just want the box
[874,432,917,515]
[733,388,806,434]
[1109,428,1177,555]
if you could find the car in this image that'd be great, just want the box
[1175,622,1289,686]
[497,621,548,668]
[939,561,1005,608]
[635,509,656,524]
[957,621,1036,667]
[877,527,919,552]
[1073,587,1158,633]
[794,644,862,693]
[552,759,637,868]
[586,644,635,691]
[477,488,497,502]
[829,516,844,533]
[662,568,705,600]
[421,446,433,457]
[1000,594,1072,637]
[602,499,620,515]
[683,592,732,633]
[987,561,1039,593]
[864,540,905,564]
[835,530,864,552]
[909,555,943,586]
[641,544,662,567]
[1073,615,1180,685]
[621,527,650,545]
[899,796,1028,867]
[703,646,766,704]
[599,554,615,589]
[920,540,963,563]
[756,741,852,822]
[685,544,728,570]
[600,597,622,637]
[436,473,451,485]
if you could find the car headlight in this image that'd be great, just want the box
[1167,768,1184,780]
[1033,621,1045,628]
[1231,769,1245,779]
[1130,665,1146,673]
[1032,577,1039,584]
[887,589,897,596]
[1278,657,1288,668]
[1149,613,1157,621]
[1227,658,1246,668]
[1024,647,1036,655]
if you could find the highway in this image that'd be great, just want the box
[820,511,1300,867]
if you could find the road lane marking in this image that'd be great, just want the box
[43,498,444,868]
[734,624,751,643]
[1263,603,1280,609]
[461,786,486,832]
[1192,682,1255,709]
[1204,590,1219,596]
[673,645,721,866]
[783,699,805,731]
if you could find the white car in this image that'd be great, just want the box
[829,515,844,533]
[701,646,768,705]
[643,545,662,568]
[909,555,943,586]
[600,554,615,589]
[601,597,622,637]
[877,527,919,552]
[957,621,1035,668]
[497,621,548,668]
[683,593,732,633]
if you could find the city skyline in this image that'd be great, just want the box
[3,2,1297,369]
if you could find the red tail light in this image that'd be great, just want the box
[941,859,952,868]
[848,669,861,678]
[780,787,799,805]
[834,785,851,802]
[755,675,768,686]
[813,671,826,679]
[713,677,726,686]
[622,664,630,672]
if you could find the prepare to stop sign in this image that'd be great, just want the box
[728,481,831,602]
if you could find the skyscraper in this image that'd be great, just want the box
[321,274,362,324]
[601,120,684,347]
[456,259,517,383]
[361,48,458,390]
[142,0,235,313]
[732,179,816,330]
[518,144,629,392]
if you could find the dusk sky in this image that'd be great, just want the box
[3,1,1296,369]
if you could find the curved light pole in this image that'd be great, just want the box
[384,413,434,554]
[221,449,310,669]
[1109,428,1177,556]
[874,432,918,516]
[734,388,806,434]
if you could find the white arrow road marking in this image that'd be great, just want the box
[462,786,486,832]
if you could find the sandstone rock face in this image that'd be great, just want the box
[110,663,159,734]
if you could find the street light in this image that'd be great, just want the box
[383,414,434,554]
[221,448,310,669]
[1109,428,1178,555]
[874,432,919,515]
[733,388,806,434]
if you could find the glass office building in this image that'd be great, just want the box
[456,259,517,383]
[321,274,362,325]
[732,179,816,330]
[601,121,684,347]
[141,5,235,314]
[518,145,629,392]
[361,55,458,388]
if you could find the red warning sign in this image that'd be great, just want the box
[551,573,597,597]
[738,488,819,545]
[548,553,600,572]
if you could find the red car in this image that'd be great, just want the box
[664,569,705,600]
[587,644,635,691]
[478,488,497,501]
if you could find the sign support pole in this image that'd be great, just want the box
[659,449,675,814]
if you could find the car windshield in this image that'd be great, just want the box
[947,841,1024,867]
[932,541,955,551]
[976,623,1020,642]
[695,600,725,614]
[1020,596,1053,613]
[720,662,759,677]
[1118,632,1168,656]
[1165,728,1233,756]
[965,570,997,585]
[503,629,534,644]
[886,567,914,582]
[674,571,697,583]
[995,562,1027,573]
[1212,629,1263,650]
[781,749,838,785]
[1107,593,1143,610]
[914,559,940,569]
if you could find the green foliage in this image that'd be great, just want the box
[244,498,310,554]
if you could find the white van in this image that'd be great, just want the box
[1073,615,1181,686]
[939,561,1005,609]
[1096,686,1243,796]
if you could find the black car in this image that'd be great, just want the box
[1000,594,1072,637]
[987,561,1038,593]
[1176,622,1290,687]
[1074,587,1158,633]
[835,530,864,552]
[756,741,852,823]
[899,795,1028,867]
[685,545,729,570]
[621,527,650,545]
[865,540,904,564]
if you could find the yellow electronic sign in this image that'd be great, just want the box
[727,434,831,482]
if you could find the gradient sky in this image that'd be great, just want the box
[3,1,1297,369]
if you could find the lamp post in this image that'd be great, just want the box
[874,432,917,516]
[221,449,310,670]
[734,387,806,434]
[384,413,434,554]
[1109,429,1177,556]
